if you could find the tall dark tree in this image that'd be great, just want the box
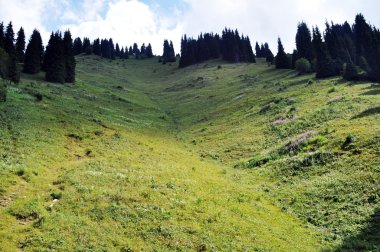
[0,22,4,49]
[162,40,175,63]
[15,27,25,62]
[264,43,274,63]
[82,37,91,54]
[295,22,313,61]
[146,43,153,58]
[93,38,101,56]
[73,37,83,55]
[275,38,290,69]
[255,42,261,57]
[115,43,120,58]
[23,29,44,74]
[109,39,115,59]
[4,22,15,56]
[63,30,75,83]
[44,32,65,83]
[313,27,335,78]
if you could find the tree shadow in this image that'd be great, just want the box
[352,106,380,119]
[361,89,380,96]
[335,208,380,251]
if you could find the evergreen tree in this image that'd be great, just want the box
[146,43,153,58]
[128,46,133,56]
[313,27,336,78]
[93,38,101,56]
[115,43,120,58]
[255,42,261,57]
[4,22,15,56]
[73,37,83,55]
[63,30,75,83]
[343,59,359,80]
[15,27,25,62]
[291,49,298,69]
[140,43,146,57]
[23,29,44,74]
[264,43,274,63]
[44,32,65,83]
[83,37,91,54]
[120,47,125,59]
[162,40,176,63]
[275,38,290,69]
[0,22,4,49]
[295,22,313,61]
[8,53,20,83]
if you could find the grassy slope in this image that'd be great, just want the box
[0,55,378,251]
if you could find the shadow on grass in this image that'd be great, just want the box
[335,208,380,251]
[361,89,380,96]
[352,106,380,119]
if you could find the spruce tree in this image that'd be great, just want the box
[45,32,65,83]
[73,37,83,55]
[23,29,44,74]
[255,42,261,57]
[313,27,336,78]
[0,22,4,49]
[275,38,290,69]
[15,27,25,63]
[264,43,274,64]
[93,38,101,56]
[4,22,15,56]
[146,43,153,58]
[296,22,313,61]
[63,30,75,83]
[115,43,120,58]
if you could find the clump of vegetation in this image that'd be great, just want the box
[295,58,311,74]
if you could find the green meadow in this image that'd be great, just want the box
[0,55,379,251]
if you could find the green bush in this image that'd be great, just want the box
[295,58,311,74]
[0,80,6,102]
[343,61,359,81]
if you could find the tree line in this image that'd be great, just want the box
[178,28,262,68]
[73,37,154,60]
[275,14,380,82]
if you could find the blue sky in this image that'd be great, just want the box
[0,0,379,54]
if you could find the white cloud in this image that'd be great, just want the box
[1,0,379,55]
[181,0,380,53]
[62,0,183,55]
[0,0,51,44]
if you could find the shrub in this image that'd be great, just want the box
[295,58,311,74]
[0,80,6,102]
[343,61,359,81]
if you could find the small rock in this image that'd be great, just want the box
[19,222,26,225]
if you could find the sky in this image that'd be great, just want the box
[0,0,379,55]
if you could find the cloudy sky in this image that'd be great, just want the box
[0,0,379,55]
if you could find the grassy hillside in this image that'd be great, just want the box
[0,55,379,251]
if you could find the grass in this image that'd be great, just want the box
[0,55,379,251]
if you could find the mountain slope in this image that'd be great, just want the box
[0,55,379,251]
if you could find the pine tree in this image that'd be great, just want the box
[313,27,336,78]
[264,43,274,63]
[0,22,4,49]
[8,53,20,83]
[343,59,359,81]
[23,29,44,74]
[115,43,120,58]
[4,22,15,56]
[255,42,261,57]
[93,38,101,56]
[83,37,91,54]
[15,27,25,62]
[295,22,313,61]
[275,38,290,69]
[45,32,65,83]
[63,30,75,83]
[146,43,153,58]
[73,37,83,55]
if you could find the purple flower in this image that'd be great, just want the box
[272,116,298,125]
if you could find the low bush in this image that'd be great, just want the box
[295,58,311,74]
